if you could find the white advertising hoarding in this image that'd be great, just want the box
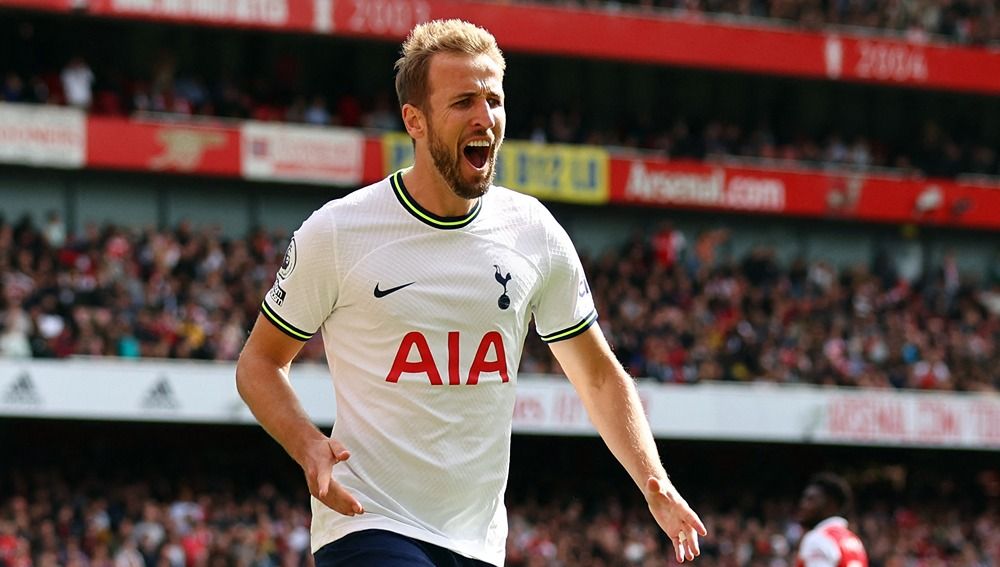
[241,121,365,185]
[1,359,998,450]
[0,103,85,168]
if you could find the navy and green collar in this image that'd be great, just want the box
[390,170,482,230]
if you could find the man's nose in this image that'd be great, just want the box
[470,98,496,129]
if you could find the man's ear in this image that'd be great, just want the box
[402,103,426,140]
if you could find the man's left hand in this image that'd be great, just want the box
[645,477,707,563]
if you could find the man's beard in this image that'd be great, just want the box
[428,123,498,200]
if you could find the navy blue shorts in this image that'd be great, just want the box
[313,529,495,567]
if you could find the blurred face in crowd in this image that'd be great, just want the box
[421,51,505,199]
[797,484,830,529]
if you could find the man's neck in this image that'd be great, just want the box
[401,163,478,218]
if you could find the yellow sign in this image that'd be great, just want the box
[382,133,608,205]
[383,132,415,173]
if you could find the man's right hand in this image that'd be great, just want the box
[302,436,365,516]
[237,315,363,516]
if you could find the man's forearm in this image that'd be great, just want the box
[554,331,705,560]
[575,366,669,490]
[236,354,327,466]
[549,328,671,491]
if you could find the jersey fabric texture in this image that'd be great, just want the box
[261,170,597,566]
[797,517,869,567]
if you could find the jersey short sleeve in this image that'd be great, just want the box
[799,530,842,567]
[532,206,597,343]
[260,208,338,341]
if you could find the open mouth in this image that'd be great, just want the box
[463,140,491,169]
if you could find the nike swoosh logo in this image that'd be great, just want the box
[374,281,415,298]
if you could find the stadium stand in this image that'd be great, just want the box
[3,423,999,567]
[3,14,1000,178]
[2,216,996,390]
[520,0,1000,45]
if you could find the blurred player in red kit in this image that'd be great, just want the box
[797,473,868,567]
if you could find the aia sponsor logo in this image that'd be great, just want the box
[386,331,509,385]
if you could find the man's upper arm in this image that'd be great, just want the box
[241,313,309,370]
[547,325,619,387]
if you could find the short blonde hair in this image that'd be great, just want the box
[394,19,505,111]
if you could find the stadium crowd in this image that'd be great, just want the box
[1,463,998,567]
[1,216,997,391]
[525,224,1000,391]
[3,58,997,179]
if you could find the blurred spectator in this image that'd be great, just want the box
[650,222,686,270]
[1,73,25,103]
[284,96,307,123]
[42,211,65,249]
[60,56,94,109]
[302,95,331,126]
[363,91,403,131]
[336,92,362,127]
[0,304,31,358]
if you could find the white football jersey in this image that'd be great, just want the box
[261,170,596,566]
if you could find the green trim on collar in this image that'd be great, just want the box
[390,170,482,230]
